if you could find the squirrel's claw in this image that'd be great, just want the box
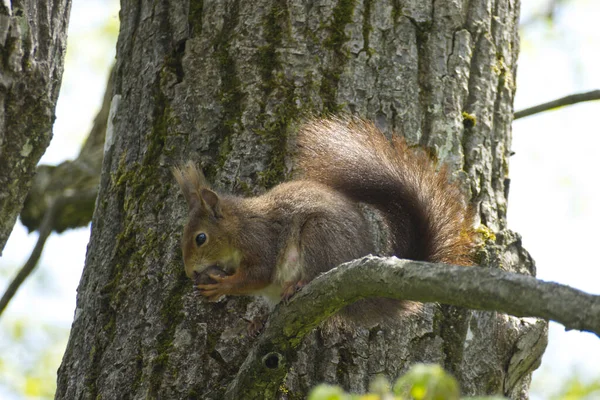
[281,280,307,304]
[196,273,233,301]
[196,282,226,301]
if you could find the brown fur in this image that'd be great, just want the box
[174,117,475,327]
[296,117,475,267]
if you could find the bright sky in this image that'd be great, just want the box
[510,1,600,396]
[1,0,599,398]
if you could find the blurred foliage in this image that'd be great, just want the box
[552,377,600,400]
[307,363,600,400]
[0,316,69,399]
[520,0,573,29]
[536,372,600,400]
[392,364,462,400]
[308,364,506,400]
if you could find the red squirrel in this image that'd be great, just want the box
[173,117,475,324]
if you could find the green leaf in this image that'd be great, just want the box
[308,384,350,400]
[393,364,460,400]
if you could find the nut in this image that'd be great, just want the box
[193,266,228,285]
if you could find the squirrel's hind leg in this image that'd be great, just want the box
[274,242,307,303]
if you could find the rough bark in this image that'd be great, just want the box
[57,1,546,399]
[0,0,71,254]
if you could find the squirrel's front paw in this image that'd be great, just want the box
[197,272,232,302]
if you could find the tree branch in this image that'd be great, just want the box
[225,256,600,399]
[514,90,600,119]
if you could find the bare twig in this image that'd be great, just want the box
[225,256,600,399]
[514,90,600,119]
[0,189,98,317]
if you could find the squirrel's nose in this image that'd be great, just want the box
[184,263,196,280]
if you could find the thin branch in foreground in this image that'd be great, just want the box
[514,89,600,119]
[0,189,98,318]
[225,256,600,399]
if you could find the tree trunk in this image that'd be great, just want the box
[56,1,547,399]
[0,0,71,254]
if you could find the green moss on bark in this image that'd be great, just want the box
[362,0,373,55]
[86,48,185,397]
[256,79,297,189]
[320,0,357,113]
[255,1,297,189]
[462,111,477,128]
[188,0,204,38]
[257,2,289,96]
[207,0,244,182]
[148,276,188,396]
[391,0,403,22]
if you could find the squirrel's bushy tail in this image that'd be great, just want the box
[296,117,474,266]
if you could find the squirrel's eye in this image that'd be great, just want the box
[195,233,207,246]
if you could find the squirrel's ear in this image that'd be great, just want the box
[200,188,223,218]
[172,162,206,210]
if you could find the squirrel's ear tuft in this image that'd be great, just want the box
[200,188,223,218]
[172,162,207,210]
